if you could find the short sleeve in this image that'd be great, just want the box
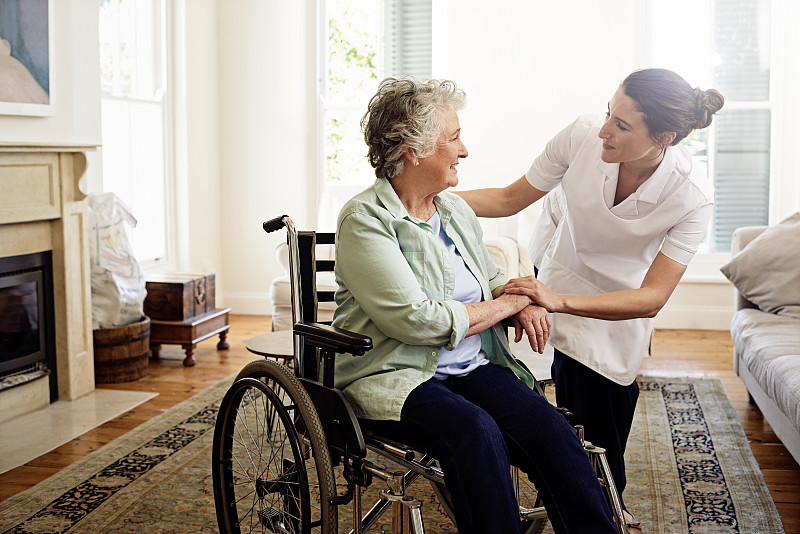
[525,116,597,193]
[660,203,714,265]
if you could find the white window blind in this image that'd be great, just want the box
[384,0,432,78]
[710,0,771,251]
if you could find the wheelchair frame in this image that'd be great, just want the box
[211,215,626,534]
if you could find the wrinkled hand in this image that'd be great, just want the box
[504,276,560,312]
[512,305,551,354]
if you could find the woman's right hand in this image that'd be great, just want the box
[511,305,551,354]
[504,276,563,312]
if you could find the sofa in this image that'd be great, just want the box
[722,213,800,466]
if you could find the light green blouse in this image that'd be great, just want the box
[332,178,535,421]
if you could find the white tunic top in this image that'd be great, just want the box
[525,115,714,385]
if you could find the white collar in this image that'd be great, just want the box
[598,146,676,208]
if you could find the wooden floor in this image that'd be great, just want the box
[1,315,798,532]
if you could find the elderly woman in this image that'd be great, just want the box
[331,77,616,534]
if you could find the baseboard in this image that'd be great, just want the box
[654,304,733,330]
[220,291,273,315]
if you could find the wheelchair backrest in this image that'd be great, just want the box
[289,224,370,458]
[294,230,336,381]
[264,215,371,458]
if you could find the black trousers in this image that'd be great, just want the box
[551,348,639,512]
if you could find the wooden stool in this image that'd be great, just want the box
[149,307,231,366]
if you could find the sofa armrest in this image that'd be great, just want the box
[730,225,768,311]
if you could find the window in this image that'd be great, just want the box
[651,0,771,252]
[316,0,431,227]
[99,0,171,264]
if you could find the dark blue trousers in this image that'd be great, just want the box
[551,348,639,512]
[361,363,616,534]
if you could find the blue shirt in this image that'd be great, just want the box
[429,211,489,379]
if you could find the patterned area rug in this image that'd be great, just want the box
[0,376,784,534]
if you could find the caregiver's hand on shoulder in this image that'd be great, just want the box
[512,305,551,354]
[505,276,562,312]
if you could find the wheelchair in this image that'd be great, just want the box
[211,215,627,534]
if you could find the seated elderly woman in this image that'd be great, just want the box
[331,77,617,534]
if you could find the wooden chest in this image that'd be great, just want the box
[144,273,215,321]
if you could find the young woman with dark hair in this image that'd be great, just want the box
[457,68,724,531]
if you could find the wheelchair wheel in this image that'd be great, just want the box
[213,360,337,534]
[429,465,548,534]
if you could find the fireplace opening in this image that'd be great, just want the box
[0,251,57,402]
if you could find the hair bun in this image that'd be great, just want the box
[694,87,725,129]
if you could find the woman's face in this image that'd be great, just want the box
[420,107,468,190]
[598,87,662,165]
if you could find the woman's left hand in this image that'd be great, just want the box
[512,305,551,354]
[504,276,562,312]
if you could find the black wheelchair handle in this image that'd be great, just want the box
[263,215,290,234]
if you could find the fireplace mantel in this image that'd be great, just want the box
[0,144,97,422]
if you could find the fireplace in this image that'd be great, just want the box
[0,251,57,402]
[0,144,96,424]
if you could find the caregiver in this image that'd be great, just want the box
[457,68,724,529]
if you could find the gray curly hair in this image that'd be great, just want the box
[361,77,466,179]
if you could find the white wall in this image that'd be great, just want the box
[216,0,309,314]
[435,1,644,191]
[432,0,646,244]
[772,0,800,221]
[173,0,223,293]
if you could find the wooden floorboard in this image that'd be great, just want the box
[1,316,797,532]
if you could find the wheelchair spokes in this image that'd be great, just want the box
[213,362,337,534]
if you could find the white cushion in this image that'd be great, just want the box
[721,212,800,319]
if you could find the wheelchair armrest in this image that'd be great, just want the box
[294,321,373,356]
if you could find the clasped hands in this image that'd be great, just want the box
[500,276,559,355]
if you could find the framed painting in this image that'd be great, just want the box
[0,0,55,116]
